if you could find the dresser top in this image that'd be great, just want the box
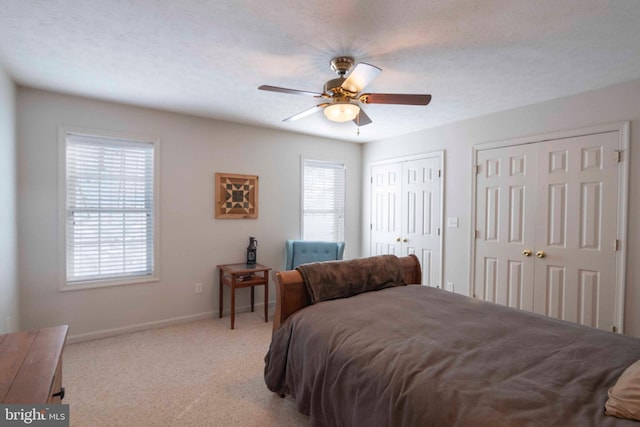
[0,325,69,404]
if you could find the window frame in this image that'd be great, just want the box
[58,126,160,291]
[300,157,346,242]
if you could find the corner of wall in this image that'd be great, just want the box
[0,63,19,333]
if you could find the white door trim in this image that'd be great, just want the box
[469,121,630,332]
[369,151,445,166]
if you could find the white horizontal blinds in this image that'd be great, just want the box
[66,133,154,283]
[303,159,345,241]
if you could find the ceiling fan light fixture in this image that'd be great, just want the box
[323,102,360,122]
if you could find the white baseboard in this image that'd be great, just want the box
[67,301,277,344]
[67,311,215,344]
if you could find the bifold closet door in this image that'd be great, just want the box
[401,158,442,287]
[371,162,403,256]
[474,144,537,310]
[474,130,621,331]
[370,157,442,287]
[533,131,619,330]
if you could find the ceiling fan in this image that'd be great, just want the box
[258,56,431,126]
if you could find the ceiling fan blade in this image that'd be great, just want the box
[341,63,382,93]
[353,108,372,126]
[360,93,432,105]
[282,103,329,122]
[259,85,322,97]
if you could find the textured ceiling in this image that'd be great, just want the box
[1,1,640,143]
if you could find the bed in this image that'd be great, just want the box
[264,254,640,426]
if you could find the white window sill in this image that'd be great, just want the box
[59,275,159,292]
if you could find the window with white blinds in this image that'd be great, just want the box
[64,132,156,285]
[302,159,345,241]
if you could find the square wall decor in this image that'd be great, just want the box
[215,172,259,219]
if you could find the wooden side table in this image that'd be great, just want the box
[218,263,272,329]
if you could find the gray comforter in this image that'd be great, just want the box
[264,285,640,427]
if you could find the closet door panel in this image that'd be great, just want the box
[474,145,537,310]
[370,163,403,256]
[402,157,441,287]
[533,131,620,330]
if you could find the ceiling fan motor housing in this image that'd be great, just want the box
[330,56,354,76]
[326,57,356,96]
[324,77,348,96]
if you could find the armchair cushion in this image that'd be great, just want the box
[285,240,345,270]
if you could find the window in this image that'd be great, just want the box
[302,159,345,241]
[62,130,157,288]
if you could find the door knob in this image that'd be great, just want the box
[401,237,408,243]
[522,249,532,257]
[536,250,546,258]
[396,237,402,242]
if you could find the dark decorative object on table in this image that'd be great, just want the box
[247,236,258,266]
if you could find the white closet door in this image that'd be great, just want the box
[370,162,403,256]
[474,144,537,310]
[370,155,443,287]
[533,131,619,329]
[474,130,622,331]
[402,158,442,287]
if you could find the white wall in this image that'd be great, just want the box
[0,65,18,334]
[17,88,362,341]
[363,78,640,337]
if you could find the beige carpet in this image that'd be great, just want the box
[63,312,310,427]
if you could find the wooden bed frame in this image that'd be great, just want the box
[272,254,422,332]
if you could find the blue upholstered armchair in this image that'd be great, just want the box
[284,240,346,270]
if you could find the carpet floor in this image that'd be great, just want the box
[63,312,310,427]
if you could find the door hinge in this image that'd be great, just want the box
[613,325,618,333]
[615,150,623,163]
[438,169,442,178]
[370,176,374,183]
[614,239,620,251]
[475,230,479,239]
[370,223,373,230]
[437,227,441,236]
[474,164,480,175]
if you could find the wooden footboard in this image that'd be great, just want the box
[273,254,422,332]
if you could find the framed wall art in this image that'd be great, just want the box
[215,172,259,219]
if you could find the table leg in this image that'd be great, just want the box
[231,284,235,329]
[219,270,223,318]
[251,286,255,312]
[264,274,269,323]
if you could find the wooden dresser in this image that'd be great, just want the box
[0,325,68,404]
